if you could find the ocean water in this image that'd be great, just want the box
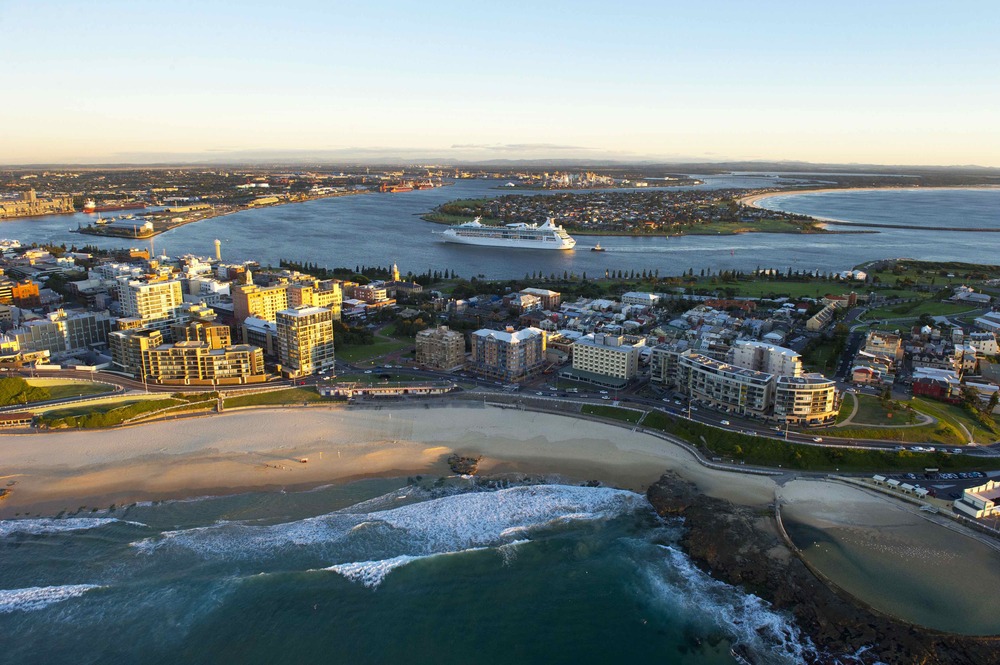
[0,480,817,664]
[3,178,999,279]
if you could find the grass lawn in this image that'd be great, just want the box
[336,339,413,364]
[690,278,921,301]
[864,299,978,321]
[41,398,175,419]
[911,397,1000,444]
[581,404,643,424]
[835,393,855,424]
[639,410,999,472]
[224,388,325,408]
[26,380,114,401]
[850,394,922,426]
[823,421,964,446]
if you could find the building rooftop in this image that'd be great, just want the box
[472,327,544,343]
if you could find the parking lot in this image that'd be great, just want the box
[884,470,997,500]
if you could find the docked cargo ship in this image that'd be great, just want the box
[440,217,576,250]
[82,198,147,213]
[378,183,414,193]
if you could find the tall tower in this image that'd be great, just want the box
[214,239,222,261]
[391,262,400,282]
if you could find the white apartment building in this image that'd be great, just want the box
[117,277,185,332]
[621,291,660,307]
[968,331,999,356]
[678,353,775,419]
[571,333,642,384]
[729,340,803,377]
[773,376,840,426]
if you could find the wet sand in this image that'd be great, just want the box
[779,478,1000,635]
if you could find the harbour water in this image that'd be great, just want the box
[3,178,999,279]
[0,480,816,664]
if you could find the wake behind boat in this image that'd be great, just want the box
[440,217,576,250]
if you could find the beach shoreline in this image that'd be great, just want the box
[740,184,1000,209]
[0,403,776,517]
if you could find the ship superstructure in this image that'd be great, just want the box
[440,217,576,250]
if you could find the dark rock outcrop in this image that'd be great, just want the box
[646,472,999,664]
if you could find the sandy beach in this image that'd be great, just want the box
[779,478,1000,634]
[0,403,776,517]
[739,184,1000,210]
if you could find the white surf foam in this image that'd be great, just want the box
[132,485,647,562]
[0,517,145,538]
[647,545,817,664]
[322,547,490,588]
[0,584,103,614]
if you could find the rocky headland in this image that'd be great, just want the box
[646,472,999,664]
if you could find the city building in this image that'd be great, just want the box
[0,309,112,358]
[469,327,546,382]
[276,306,335,377]
[772,375,840,426]
[519,287,561,311]
[142,341,266,385]
[117,277,185,333]
[109,328,164,377]
[974,311,1000,334]
[677,353,775,419]
[241,316,277,357]
[652,345,839,425]
[415,325,466,371]
[953,480,1000,519]
[621,291,660,307]
[968,331,999,356]
[0,189,75,219]
[729,340,803,377]
[232,279,289,324]
[564,333,642,388]
[170,319,232,349]
[287,280,342,320]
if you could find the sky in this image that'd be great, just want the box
[1,0,998,166]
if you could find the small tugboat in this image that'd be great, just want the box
[591,242,606,252]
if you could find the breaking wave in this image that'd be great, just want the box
[644,544,818,665]
[322,548,489,588]
[0,517,146,538]
[0,584,103,614]
[133,485,649,561]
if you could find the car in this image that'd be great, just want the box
[812,437,823,443]
[601,395,610,400]
[689,406,698,411]
[364,370,372,374]
[536,392,543,396]
[674,400,682,405]
[599,390,609,394]
[720,420,730,426]
[662,398,670,402]
[951,448,963,454]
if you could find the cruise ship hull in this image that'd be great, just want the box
[440,232,575,250]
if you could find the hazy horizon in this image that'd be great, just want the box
[2,0,998,166]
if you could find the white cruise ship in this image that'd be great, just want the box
[440,217,576,250]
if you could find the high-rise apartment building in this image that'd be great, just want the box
[117,277,185,333]
[276,306,335,377]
